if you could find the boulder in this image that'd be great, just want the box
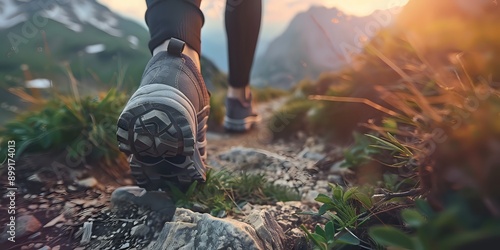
[148,208,285,250]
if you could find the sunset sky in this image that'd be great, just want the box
[99,0,409,32]
[98,0,409,70]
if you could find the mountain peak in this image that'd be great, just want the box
[0,0,122,36]
[251,4,397,89]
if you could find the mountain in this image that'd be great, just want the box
[251,6,399,89]
[0,0,225,91]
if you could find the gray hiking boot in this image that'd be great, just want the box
[116,38,210,190]
[223,96,261,132]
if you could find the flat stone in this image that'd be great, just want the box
[110,186,176,221]
[39,204,50,209]
[130,224,150,238]
[244,210,286,250]
[120,243,130,249]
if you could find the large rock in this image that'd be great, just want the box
[148,208,285,250]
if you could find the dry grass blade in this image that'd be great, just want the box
[8,88,44,104]
[373,86,422,119]
[366,45,442,123]
[309,95,404,118]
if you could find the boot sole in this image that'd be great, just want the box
[117,84,206,188]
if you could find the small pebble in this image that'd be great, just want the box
[120,243,130,249]
[28,231,42,239]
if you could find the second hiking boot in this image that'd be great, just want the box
[116,38,210,190]
[223,95,260,132]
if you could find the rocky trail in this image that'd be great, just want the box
[0,98,351,250]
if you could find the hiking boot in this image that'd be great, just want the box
[116,38,210,190]
[223,95,260,132]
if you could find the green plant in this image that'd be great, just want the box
[0,88,128,166]
[208,91,226,127]
[365,132,415,168]
[251,87,289,103]
[315,184,373,229]
[268,97,317,139]
[166,169,300,216]
[381,173,417,193]
[301,184,373,249]
[340,132,381,169]
[369,197,500,250]
[300,221,360,250]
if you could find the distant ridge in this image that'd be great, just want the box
[251,6,400,89]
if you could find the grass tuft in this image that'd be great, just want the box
[166,169,300,216]
[0,88,128,170]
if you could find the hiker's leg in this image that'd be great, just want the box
[117,0,210,190]
[146,0,204,69]
[223,0,262,132]
[225,0,262,101]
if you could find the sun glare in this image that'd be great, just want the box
[321,0,410,16]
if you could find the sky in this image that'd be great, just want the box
[98,0,409,70]
[99,0,409,29]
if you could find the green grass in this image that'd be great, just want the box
[251,87,290,103]
[166,169,301,216]
[0,87,127,167]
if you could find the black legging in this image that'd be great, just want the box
[145,0,262,88]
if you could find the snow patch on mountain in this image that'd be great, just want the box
[42,4,82,32]
[85,44,106,54]
[72,1,122,37]
[0,0,123,37]
[127,35,139,49]
[0,0,27,29]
